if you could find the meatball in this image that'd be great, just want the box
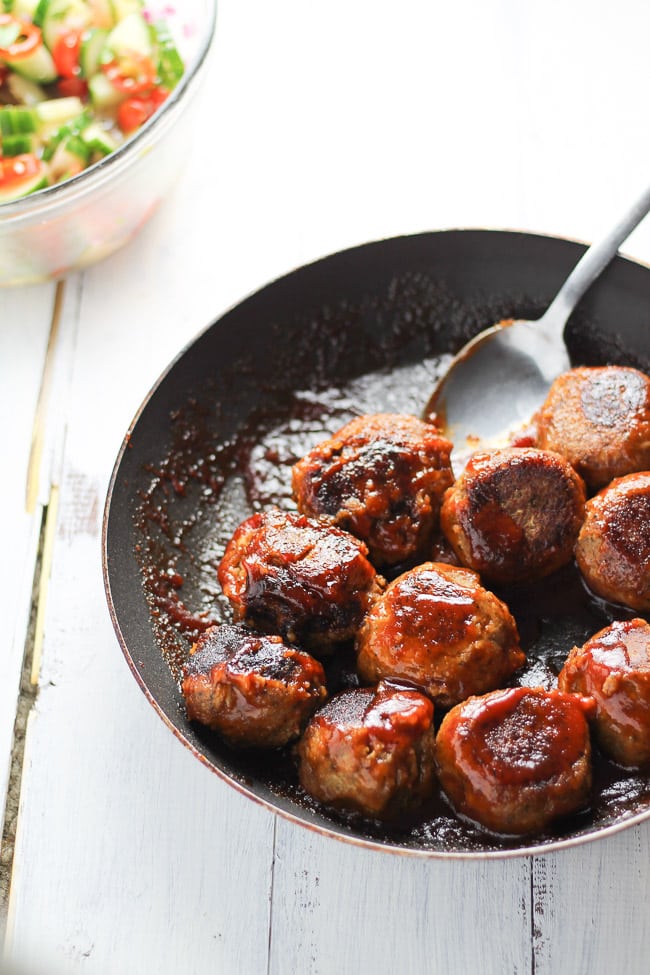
[292,412,454,567]
[575,472,650,612]
[297,681,436,821]
[435,687,595,835]
[181,623,327,748]
[355,561,524,708]
[559,618,650,768]
[536,365,650,489]
[440,447,586,584]
[218,509,383,652]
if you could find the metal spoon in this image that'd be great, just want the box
[425,184,650,470]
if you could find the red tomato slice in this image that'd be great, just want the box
[52,29,83,79]
[117,89,168,134]
[0,153,43,188]
[0,13,42,61]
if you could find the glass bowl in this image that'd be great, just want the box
[0,0,217,288]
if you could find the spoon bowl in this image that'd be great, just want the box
[426,184,650,469]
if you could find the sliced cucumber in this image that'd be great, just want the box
[1,132,34,155]
[32,0,50,27]
[36,94,84,125]
[88,69,124,109]
[0,105,38,135]
[152,20,184,90]
[79,26,108,77]
[110,0,143,20]
[102,10,152,61]
[40,0,90,51]
[12,0,41,17]
[80,119,116,155]
[10,42,57,84]
[41,108,89,159]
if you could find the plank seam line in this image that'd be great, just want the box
[0,501,48,942]
[25,280,66,515]
[266,815,278,975]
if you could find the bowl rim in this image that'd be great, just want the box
[0,0,217,219]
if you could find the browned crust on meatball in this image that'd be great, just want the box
[355,561,524,707]
[536,366,650,489]
[181,624,327,748]
[292,413,453,567]
[297,681,436,821]
[435,687,595,835]
[558,618,650,768]
[218,509,383,652]
[440,447,586,584]
[575,472,650,612]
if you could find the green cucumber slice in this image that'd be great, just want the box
[0,105,38,135]
[102,10,152,61]
[9,42,58,84]
[12,0,41,17]
[79,26,108,77]
[110,0,143,20]
[87,69,124,109]
[36,94,84,125]
[40,0,90,52]
[151,20,184,90]
[80,119,116,155]
[1,133,34,155]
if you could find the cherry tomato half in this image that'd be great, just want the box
[0,153,43,187]
[116,88,168,134]
[52,29,82,79]
[0,13,42,62]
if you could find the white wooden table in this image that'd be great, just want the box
[3,2,650,972]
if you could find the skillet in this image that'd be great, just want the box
[102,229,650,858]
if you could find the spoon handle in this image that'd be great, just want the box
[539,182,650,338]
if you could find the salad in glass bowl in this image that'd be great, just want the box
[0,0,216,285]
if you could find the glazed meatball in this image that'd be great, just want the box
[355,561,524,708]
[575,472,650,612]
[435,687,595,835]
[559,618,650,768]
[181,623,327,748]
[292,413,453,567]
[297,681,436,821]
[440,447,586,584]
[536,365,650,490]
[218,509,383,652]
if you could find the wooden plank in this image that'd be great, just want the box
[270,820,533,975]
[532,824,650,974]
[0,283,55,850]
[6,266,276,974]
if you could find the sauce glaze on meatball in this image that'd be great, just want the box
[440,447,586,584]
[218,509,383,652]
[297,681,436,821]
[435,687,596,835]
[559,618,650,768]
[292,412,453,567]
[575,471,650,612]
[182,623,327,748]
[536,366,650,489]
[355,561,524,708]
